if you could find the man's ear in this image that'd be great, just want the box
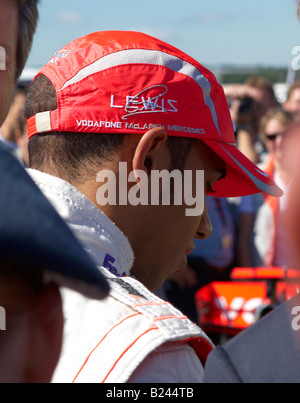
[132,127,169,175]
[25,283,64,383]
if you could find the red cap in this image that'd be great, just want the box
[27,31,282,198]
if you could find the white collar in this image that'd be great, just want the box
[27,169,135,277]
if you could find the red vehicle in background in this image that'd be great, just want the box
[195,267,300,345]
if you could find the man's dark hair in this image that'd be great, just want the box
[16,0,40,79]
[25,75,194,186]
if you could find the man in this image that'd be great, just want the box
[25,31,281,383]
[0,0,109,383]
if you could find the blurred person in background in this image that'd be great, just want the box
[224,77,278,164]
[244,77,279,132]
[285,123,300,264]
[0,86,28,164]
[283,81,300,119]
[237,107,296,267]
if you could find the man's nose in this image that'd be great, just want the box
[195,204,212,241]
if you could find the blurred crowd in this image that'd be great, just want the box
[157,77,300,324]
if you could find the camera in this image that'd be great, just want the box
[238,95,255,115]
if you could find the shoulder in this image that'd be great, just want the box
[54,277,213,383]
[203,295,300,383]
[128,342,204,383]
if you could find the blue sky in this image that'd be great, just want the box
[25,0,300,71]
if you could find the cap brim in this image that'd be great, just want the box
[201,139,283,198]
[0,143,110,300]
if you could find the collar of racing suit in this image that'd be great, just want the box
[27,168,135,278]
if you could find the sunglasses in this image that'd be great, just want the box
[265,132,285,141]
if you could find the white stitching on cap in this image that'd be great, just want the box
[36,111,52,133]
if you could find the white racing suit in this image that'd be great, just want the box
[28,169,214,383]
